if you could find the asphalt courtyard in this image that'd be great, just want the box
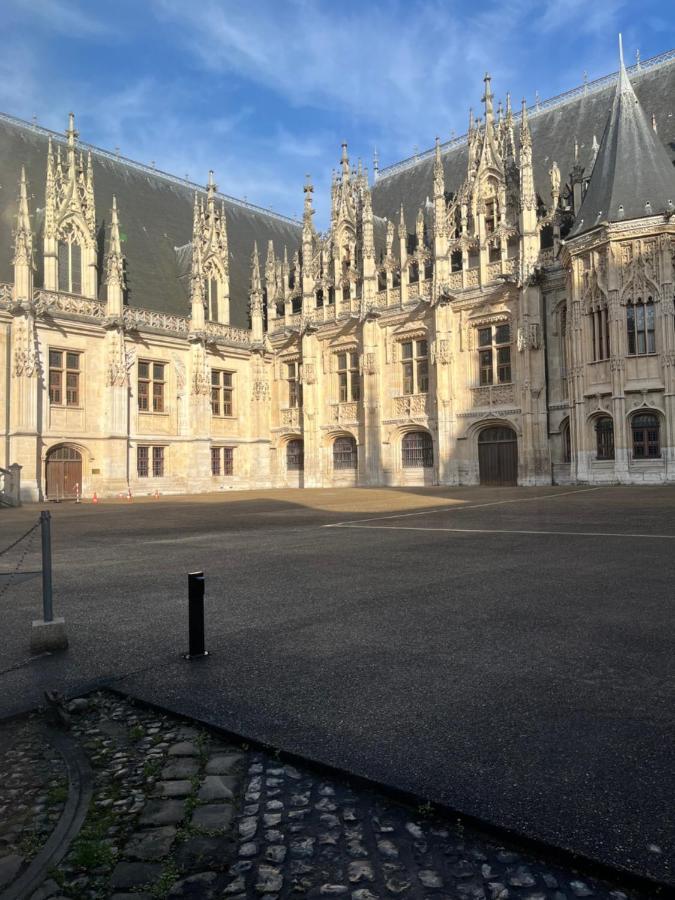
[0,485,673,890]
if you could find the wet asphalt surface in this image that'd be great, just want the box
[0,485,673,890]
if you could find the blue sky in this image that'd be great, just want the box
[2,0,674,226]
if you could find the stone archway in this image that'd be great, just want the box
[478,426,518,485]
[45,445,82,500]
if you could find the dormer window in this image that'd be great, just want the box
[57,235,82,294]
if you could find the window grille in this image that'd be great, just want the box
[286,439,304,471]
[632,413,660,458]
[402,431,433,468]
[595,417,614,460]
[333,437,357,470]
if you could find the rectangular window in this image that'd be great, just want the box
[211,447,234,476]
[627,301,655,356]
[211,370,234,417]
[57,240,82,294]
[477,324,511,385]
[400,339,428,394]
[287,362,302,408]
[336,350,360,402]
[138,361,166,412]
[152,446,164,477]
[211,446,221,476]
[137,446,165,478]
[48,349,81,406]
[137,446,149,478]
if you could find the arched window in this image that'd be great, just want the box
[626,298,655,355]
[632,413,660,459]
[333,436,357,470]
[286,439,304,471]
[58,236,82,294]
[402,431,433,468]
[595,417,614,460]
[590,303,610,361]
[561,418,571,463]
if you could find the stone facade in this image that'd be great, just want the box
[2,49,675,500]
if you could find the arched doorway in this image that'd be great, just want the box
[45,446,82,500]
[478,426,517,485]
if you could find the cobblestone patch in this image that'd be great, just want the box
[0,715,67,889]
[0,693,647,899]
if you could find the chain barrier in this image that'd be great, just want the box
[0,519,41,602]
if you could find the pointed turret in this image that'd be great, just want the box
[13,167,34,302]
[190,209,205,330]
[249,242,264,343]
[105,196,125,316]
[570,35,675,236]
[519,98,536,213]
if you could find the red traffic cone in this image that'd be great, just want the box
[92,492,99,504]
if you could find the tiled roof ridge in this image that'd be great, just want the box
[0,110,302,227]
[376,46,675,182]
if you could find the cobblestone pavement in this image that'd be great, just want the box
[0,716,67,891]
[0,692,648,899]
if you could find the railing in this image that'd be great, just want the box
[205,320,252,346]
[0,111,301,226]
[35,289,107,319]
[472,383,516,408]
[280,407,301,428]
[376,47,675,180]
[123,306,190,335]
[330,402,359,424]
[393,394,428,417]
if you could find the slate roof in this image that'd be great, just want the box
[371,52,675,229]
[0,115,302,328]
[570,49,675,236]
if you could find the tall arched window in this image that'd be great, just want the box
[595,417,614,460]
[589,302,610,361]
[631,413,660,459]
[561,418,571,463]
[58,235,82,294]
[402,431,433,468]
[626,298,655,355]
[333,436,357,470]
[286,439,304,471]
[206,277,219,321]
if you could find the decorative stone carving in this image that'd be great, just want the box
[281,408,301,427]
[301,362,316,385]
[362,352,377,375]
[394,394,427,417]
[517,323,540,351]
[107,332,135,387]
[12,313,39,378]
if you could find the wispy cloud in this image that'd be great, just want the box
[5,0,112,37]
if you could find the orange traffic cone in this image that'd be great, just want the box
[153,489,160,499]
[92,492,99,504]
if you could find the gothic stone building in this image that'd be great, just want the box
[2,46,675,501]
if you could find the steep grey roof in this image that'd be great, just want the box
[371,53,675,228]
[0,115,302,328]
[570,52,675,236]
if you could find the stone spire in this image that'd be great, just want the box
[190,193,205,331]
[13,167,34,302]
[249,242,264,343]
[519,99,536,212]
[570,34,675,236]
[105,196,125,315]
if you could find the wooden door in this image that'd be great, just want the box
[46,447,82,500]
[478,427,517,486]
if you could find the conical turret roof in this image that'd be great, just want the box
[570,37,675,237]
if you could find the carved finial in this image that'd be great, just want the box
[341,142,349,178]
[303,175,314,235]
[373,147,379,179]
[520,98,531,149]
[250,241,261,293]
[66,111,78,147]
[482,72,494,123]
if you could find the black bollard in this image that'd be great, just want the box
[184,571,209,660]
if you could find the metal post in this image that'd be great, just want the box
[40,510,53,623]
[184,571,208,659]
